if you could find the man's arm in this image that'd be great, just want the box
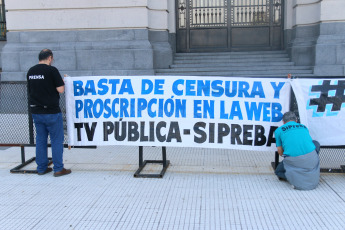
[56,85,65,93]
[277,146,284,156]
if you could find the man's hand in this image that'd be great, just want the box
[277,146,284,156]
[56,85,65,93]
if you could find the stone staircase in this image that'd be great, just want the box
[155,50,314,77]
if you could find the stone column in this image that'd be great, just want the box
[286,0,345,76]
[313,0,345,75]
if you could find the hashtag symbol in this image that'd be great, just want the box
[309,80,345,112]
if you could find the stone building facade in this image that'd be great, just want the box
[0,0,344,81]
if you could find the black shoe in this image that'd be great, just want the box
[38,167,53,175]
[278,177,287,181]
[54,168,72,177]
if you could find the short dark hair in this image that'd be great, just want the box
[38,49,53,61]
[282,111,297,123]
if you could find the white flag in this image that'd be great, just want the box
[291,78,345,145]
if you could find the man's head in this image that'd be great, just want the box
[282,111,297,124]
[38,49,53,65]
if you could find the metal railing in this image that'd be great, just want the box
[177,0,282,28]
[0,81,67,144]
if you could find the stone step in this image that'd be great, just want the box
[173,57,291,64]
[157,50,315,77]
[174,50,287,56]
[156,72,315,77]
[159,66,311,72]
[156,69,313,75]
[174,53,289,60]
[170,62,295,68]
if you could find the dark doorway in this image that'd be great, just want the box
[176,0,284,52]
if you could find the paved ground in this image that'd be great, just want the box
[0,146,344,230]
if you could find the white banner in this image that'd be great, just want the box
[65,76,291,151]
[291,78,345,146]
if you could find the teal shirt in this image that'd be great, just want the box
[275,121,315,157]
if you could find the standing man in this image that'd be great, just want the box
[275,111,320,190]
[27,49,71,177]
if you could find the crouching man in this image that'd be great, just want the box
[275,112,320,190]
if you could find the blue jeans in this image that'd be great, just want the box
[275,162,287,180]
[32,113,64,173]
